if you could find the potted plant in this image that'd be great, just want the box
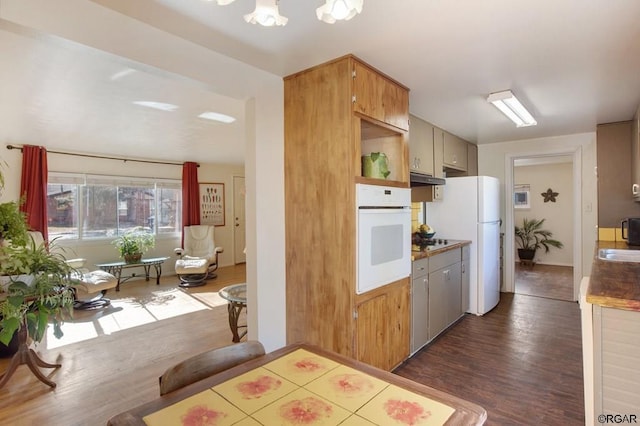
[113,227,155,264]
[515,218,563,262]
[0,236,75,349]
[0,201,28,247]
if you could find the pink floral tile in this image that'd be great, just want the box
[262,349,340,386]
[304,365,389,412]
[356,385,455,425]
[143,390,246,426]
[252,388,351,425]
[339,415,377,425]
[212,367,298,414]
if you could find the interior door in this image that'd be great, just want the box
[233,176,246,264]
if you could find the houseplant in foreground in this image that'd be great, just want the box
[0,236,75,347]
[113,227,155,263]
[0,200,28,246]
[515,217,563,263]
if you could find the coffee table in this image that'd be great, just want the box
[96,257,169,291]
[218,283,247,342]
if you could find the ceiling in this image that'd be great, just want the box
[2,0,640,165]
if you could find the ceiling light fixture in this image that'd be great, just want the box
[198,111,237,123]
[132,101,179,112]
[243,0,287,26]
[487,90,537,127]
[316,0,363,23]
[211,0,363,26]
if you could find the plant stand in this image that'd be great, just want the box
[0,323,60,389]
[519,259,536,267]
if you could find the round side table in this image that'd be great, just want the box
[218,283,247,342]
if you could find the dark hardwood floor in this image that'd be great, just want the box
[394,293,584,425]
[515,263,574,302]
[1,264,583,426]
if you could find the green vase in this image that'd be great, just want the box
[362,152,390,179]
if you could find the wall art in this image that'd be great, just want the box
[200,182,225,226]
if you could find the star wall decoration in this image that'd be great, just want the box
[541,188,559,202]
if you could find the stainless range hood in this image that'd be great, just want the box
[410,172,446,187]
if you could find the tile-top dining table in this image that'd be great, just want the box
[107,343,487,426]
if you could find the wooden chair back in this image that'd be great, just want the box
[158,341,265,396]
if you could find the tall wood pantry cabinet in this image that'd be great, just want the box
[284,55,411,371]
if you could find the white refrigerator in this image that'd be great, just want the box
[426,176,501,315]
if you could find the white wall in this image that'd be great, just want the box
[479,132,598,294]
[0,0,286,351]
[514,162,573,266]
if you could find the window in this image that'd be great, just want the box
[47,173,181,240]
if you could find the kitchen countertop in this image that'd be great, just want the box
[411,240,472,261]
[587,241,640,311]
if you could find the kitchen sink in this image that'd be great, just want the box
[597,248,640,262]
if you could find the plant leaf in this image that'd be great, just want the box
[0,317,20,345]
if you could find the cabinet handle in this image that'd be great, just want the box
[462,264,465,273]
[424,277,428,292]
[633,184,639,196]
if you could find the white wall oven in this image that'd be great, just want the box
[356,184,412,294]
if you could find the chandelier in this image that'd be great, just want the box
[211,0,364,27]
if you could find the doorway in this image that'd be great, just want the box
[233,176,246,264]
[505,149,582,302]
[513,156,575,301]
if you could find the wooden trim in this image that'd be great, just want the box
[284,54,410,91]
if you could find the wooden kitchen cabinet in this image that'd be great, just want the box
[425,125,445,201]
[443,131,468,172]
[428,248,463,340]
[357,281,410,370]
[433,127,445,179]
[583,300,640,419]
[411,257,429,354]
[284,55,411,370]
[408,114,434,176]
[461,245,470,313]
[467,143,478,176]
[447,264,463,325]
[353,60,409,131]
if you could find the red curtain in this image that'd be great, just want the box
[181,162,200,244]
[19,145,49,241]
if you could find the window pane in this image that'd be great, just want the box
[83,185,117,238]
[156,187,181,234]
[117,186,155,234]
[47,183,79,239]
[48,172,181,240]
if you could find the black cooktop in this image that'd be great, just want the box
[412,238,456,252]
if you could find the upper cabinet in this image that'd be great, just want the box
[353,60,410,131]
[408,114,434,176]
[443,131,468,171]
[433,127,445,179]
[467,143,478,176]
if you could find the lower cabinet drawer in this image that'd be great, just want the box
[429,248,460,272]
[412,257,429,278]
